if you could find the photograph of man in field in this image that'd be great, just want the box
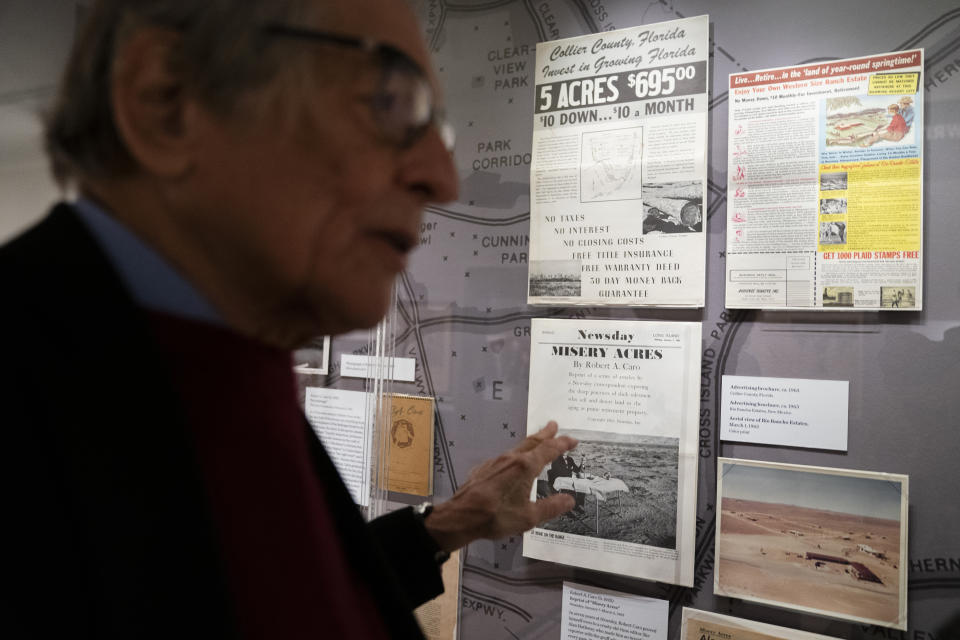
[715,459,907,629]
[537,431,679,548]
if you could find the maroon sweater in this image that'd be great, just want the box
[148,311,389,639]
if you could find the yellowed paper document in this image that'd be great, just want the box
[681,608,839,639]
[415,550,460,640]
[386,394,435,495]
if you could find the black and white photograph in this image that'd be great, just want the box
[642,180,703,234]
[819,221,847,245]
[536,431,678,548]
[820,171,849,190]
[823,286,855,307]
[528,259,582,297]
[820,198,847,215]
[880,286,916,308]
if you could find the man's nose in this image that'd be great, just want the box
[400,124,459,203]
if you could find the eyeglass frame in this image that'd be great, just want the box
[259,22,455,152]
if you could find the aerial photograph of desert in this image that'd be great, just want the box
[716,460,905,627]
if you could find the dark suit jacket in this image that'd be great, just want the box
[547,455,582,489]
[0,205,442,638]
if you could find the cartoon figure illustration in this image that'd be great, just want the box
[825,95,916,147]
[849,104,907,146]
[898,96,915,131]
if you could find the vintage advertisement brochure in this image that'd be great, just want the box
[385,393,435,496]
[527,15,709,307]
[726,50,923,310]
[715,458,908,630]
[680,608,840,640]
[522,318,700,585]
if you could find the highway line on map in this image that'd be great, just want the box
[398,272,460,491]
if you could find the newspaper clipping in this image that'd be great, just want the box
[528,15,709,307]
[522,318,700,585]
[726,50,923,310]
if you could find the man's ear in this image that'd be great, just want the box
[110,27,201,178]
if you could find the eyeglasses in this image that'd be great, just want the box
[260,23,455,152]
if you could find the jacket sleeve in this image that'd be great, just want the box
[366,506,447,608]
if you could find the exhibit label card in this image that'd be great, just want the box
[527,15,709,307]
[523,318,700,586]
[680,608,840,640]
[385,393,435,496]
[715,458,908,630]
[340,354,416,382]
[305,387,372,507]
[726,50,924,310]
[561,582,667,640]
[720,375,848,451]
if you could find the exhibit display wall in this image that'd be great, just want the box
[1,1,957,638]
[396,2,958,637]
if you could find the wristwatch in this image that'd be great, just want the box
[414,502,451,565]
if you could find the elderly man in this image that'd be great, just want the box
[549,451,588,513]
[0,0,576,637]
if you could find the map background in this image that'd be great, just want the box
[400,2,960,638]
[0,1,958,638]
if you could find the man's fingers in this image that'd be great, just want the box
[528,433,578,469]
[515,420,560,453]
[531,493,576,525]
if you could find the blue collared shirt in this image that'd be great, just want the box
[72,197,223,325]
[900,105,914,129]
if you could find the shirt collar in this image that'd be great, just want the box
[72,197,224,326]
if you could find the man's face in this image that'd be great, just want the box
[175,0,457,343]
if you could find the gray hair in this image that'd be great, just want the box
[45,0,317,186]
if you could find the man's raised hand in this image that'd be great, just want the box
[424,421,578,552]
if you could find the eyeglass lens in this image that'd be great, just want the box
[377,55,455,152]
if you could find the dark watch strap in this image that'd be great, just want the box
[413,502,452,565]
